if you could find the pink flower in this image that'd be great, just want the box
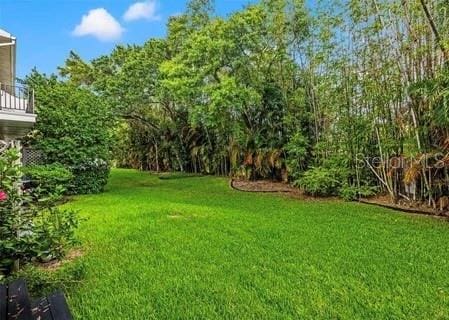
[0,190,8,202]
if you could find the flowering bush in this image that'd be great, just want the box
[0,148,79,277]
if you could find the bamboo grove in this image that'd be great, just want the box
[46,0,448,207]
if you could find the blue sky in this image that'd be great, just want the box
[0,0,257,78]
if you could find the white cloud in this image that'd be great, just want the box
[124,1,161,22]
[73,8,124,42]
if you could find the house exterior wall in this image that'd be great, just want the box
[0,112,36,140]
[0,30,15,88]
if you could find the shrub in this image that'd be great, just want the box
[0,148,79,277]
[33,207,79,261]
[29,80,113,166]
[23,164,73,197]
[70,159,110,194]
[299,167,342,196]
[25,73,114,194]
[339,184,378,201]
[299,165,378,200]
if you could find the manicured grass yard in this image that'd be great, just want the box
[64,169,449,319]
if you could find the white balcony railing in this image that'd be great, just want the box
[0,83,34,114]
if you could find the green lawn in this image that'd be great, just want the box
[63,169,449,319]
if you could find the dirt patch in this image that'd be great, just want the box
[39,248,83,271]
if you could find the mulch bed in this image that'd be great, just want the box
[231,179,299,193]
[230,179,449,219]
[230,179,328,201]
[359,197,449,219]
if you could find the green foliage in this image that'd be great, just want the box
[23,164,73,197]
[299,161,377,200]
[33,207,79,261]
[30,79,112,166]
[47,0,449,203]
[186,0,214,29]
[339,184,378,201]
[58,0,308,180]
[430,66,449,128]
[298,167,342,196]
[70,159,110,194]
[0,148,79,277]
[25,71,114,194]
[285,132,310,179]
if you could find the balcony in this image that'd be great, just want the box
[0,83,36,140]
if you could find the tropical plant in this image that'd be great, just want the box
[34,0,449,206]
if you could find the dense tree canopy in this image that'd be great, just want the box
[40,0,448,206]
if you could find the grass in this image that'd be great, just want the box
[62,169,449,319]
